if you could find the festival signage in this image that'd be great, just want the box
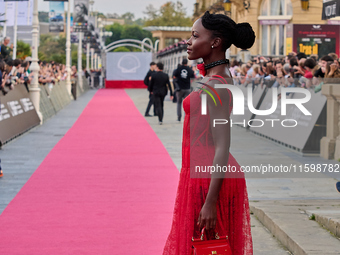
[1,0,33,26]
[106,52,152,88]
[0,85,40,145]
[73,0,89,32]
[292,24,340,58]
[49,1,64,32]
[322,0,340,20]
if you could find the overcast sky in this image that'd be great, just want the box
[38,0,195,20]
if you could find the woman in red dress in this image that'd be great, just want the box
[163,11,255,255]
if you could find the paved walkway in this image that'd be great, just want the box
[0,90,97,214]
[1,88,339,254]
[0,89,178,254]
[126,89,340,254]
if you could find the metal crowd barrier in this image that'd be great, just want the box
[39,77,90,121]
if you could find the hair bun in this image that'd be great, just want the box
[233,22,255,50]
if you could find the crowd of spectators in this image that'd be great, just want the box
[0,37,92,97]
[228,51,340,93]
[0,57,77,96]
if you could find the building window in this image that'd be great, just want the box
[259,0,292,56]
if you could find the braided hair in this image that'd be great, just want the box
[201,11,255,51]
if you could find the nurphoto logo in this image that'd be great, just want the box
[200,84,312,128]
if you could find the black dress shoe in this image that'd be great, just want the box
[145,113,152,117]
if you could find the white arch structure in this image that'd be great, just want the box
[105,38,155,53]
[141,38,153,52]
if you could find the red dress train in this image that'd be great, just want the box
[163,84,253,255]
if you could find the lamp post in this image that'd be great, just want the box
[30,0,42,121]
[96,15,111,88]
[89,0,95,16]
[223,0,231,16]
[65,0,72,95]
[77,32,83,90]
[3,2,7,38]
[91,48,94,69]
[86,43,90,71]
[12,2,18,59]
[301,0,309,11]
[97,17,102,43]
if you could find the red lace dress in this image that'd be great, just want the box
[163,84,253,255]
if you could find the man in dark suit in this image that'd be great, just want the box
[144,62,157,117]
[149,62,173,125]
[174,59,194,122]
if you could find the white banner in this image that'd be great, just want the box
[0,0,33,26]
[73,0,89,32]
[106,52,152,81]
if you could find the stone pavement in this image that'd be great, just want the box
[126,89,340,255]
[0,89,97,214]
[1,88,339,254]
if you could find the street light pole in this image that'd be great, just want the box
[65,0,72,95]
[91,48,94,69]
[30,0,42,121]
[12,2,18,59]
[3,2,7,38]
[86,42,90,71]
[77,32,83,90]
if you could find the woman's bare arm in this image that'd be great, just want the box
[198,78,231,230]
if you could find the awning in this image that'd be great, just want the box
[322,0,340,20]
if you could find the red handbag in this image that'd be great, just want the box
[191,228,232,255]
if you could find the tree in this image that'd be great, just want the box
[16,41,31,60]
[107,13,120,19]
[38,11,49,23]
[105,23,153,52]
[113,46,130,52]
[144,4,158,20]
[144,1,192,26]
[121,12,135,25]
[71,49,86,68]
[121,25,152,41]
[38,34,66,62]
[97,12,106,18]
[134,18,146,26]
[105,23,124,44]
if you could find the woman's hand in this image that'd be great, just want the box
[198,202,217,230]
[330,63,338,72]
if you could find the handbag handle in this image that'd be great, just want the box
[200,227,220,241]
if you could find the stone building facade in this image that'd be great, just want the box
[193,0,340,57]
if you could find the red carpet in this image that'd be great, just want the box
[105,80,146,88]
[0,89,179,254]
